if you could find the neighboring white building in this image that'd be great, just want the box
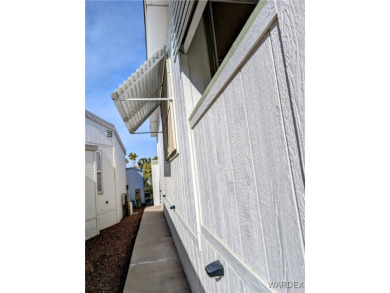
[85,110,127,240]
[126,167,145,204]
[112,0,304,292]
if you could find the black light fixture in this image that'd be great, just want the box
[205,260,224,281]
[170,205,175,210]
[163,194,166,197]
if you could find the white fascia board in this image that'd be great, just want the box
[145,0,168,6]
[145,1,169,58]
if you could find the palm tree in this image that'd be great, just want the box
[128,152,138,167]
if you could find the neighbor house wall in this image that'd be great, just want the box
[86,115,127,231]
[85,150,98,240]
[113,136,127,220]
[126,168,145,203]
[155,0,304,292]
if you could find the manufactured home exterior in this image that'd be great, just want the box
[112,0,304,291]
[126,167,145,204]
[85,110,127,240]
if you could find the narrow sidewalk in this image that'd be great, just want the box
[123,205,190,293]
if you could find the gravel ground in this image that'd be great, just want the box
[85,207,145,293]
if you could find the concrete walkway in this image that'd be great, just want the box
[123,205,191,293]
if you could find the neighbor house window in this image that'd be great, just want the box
[160,60,177,162]
[96,151,103,194]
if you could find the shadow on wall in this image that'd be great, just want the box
[164,159,171,177]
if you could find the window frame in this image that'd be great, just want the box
[205,0,258,69]
[95,150,104,195]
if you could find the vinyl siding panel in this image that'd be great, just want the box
[114,137,126,220]
[240,28,304,284]
[86,118,115,147]
[86,114,126,235]
[161,53,198,236]
[85,150,98,240]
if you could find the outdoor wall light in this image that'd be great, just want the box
[170,205,175,210]
[205,260,224,281]
[163,194,166,197]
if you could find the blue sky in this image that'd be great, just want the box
[85,0,157,165]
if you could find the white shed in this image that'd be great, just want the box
[126,168,145,204]
[85,110,127,240]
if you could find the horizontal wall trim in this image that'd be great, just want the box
[98,207,117,214]
[163,198,198,246]
[188,0,277,129]
[85,141,115,148]
[85,216,97,221]
[201,225,271,293]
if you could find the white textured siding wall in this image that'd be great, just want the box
[85,151,98,240]
[86,116,126,232]
[114,137,126,220]
[157,0,304,292]
[192,22,305,287]
[86,118,115,146]
[159,23,204,291]
[95,144,117,230]
[151,162,160,205]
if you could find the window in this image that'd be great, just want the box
[182,0,257,113]
[160,60,178,162]
[96,151,103,194]
[204,0,258,72]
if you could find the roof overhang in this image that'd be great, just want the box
[111,47,167,134]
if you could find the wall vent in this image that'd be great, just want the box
[107,130,113,138]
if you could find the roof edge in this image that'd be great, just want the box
[85,110,127,154]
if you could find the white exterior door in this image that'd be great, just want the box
[85,150,98,240]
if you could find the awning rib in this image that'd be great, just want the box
[111,46,167,134]
[168,0,196,59]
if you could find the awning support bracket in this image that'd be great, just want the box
[117,97,173,101]
[131,131,163,135]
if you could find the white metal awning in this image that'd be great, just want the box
[111,46,168,134]
[168,0,196,58]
